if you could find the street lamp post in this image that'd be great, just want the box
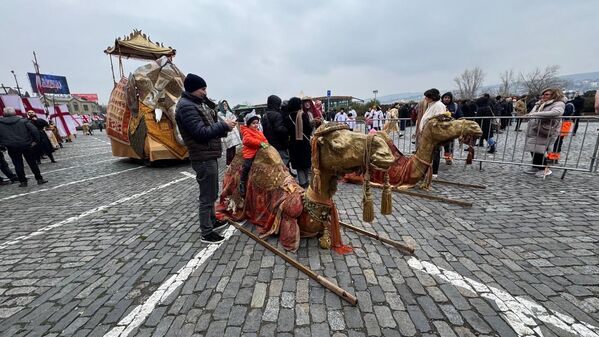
[10,70,22,97]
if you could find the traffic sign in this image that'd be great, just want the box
[327,90,331,97]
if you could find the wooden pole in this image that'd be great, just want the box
[368,182,472,207]
[391,187,472,207]
[339,221,414,255]
[227,220,358,305]
[432,178,486,189]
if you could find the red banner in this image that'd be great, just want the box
[72,93,99,102]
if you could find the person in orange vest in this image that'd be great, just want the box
[547,100,575,164]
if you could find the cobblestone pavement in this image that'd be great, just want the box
[0,131,597,337]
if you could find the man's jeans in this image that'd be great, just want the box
[191,159,219,236]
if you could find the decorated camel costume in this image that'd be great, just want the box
[345,115,483,188]
[216,123,395,252]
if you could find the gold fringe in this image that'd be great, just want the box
[381,171,392,215]
[310,135,321,194]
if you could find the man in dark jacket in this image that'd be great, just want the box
[261,95,289,166]
[0,107,48,187]
[175,74,236,244]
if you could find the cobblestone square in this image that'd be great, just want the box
[0,131,597,337]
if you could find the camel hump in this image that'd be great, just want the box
[254,146,284,166]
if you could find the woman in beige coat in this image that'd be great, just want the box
[524,88,565,177]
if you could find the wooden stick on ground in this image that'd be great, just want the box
[227,220,358,305]
[369,182,473,207]
[391,187,473,207]
[339,221,415,255]
[433,178,486,189]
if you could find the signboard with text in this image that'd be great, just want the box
[27,72,71,95]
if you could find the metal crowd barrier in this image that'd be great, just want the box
[346,116,599,178]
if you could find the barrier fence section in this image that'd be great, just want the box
[347,116,599,177]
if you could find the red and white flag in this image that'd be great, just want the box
[22,97,47,120]
[50,104,78,137]
[73,114,83,126]
[0,95,26,116]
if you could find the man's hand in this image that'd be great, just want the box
[225,118,237,130]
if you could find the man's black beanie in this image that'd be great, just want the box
[184,73,207,92]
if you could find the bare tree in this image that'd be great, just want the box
[454,67,485,100]
[499,69,518,96]
[519,65,567,97]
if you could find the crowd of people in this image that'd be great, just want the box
[0,108,104,187]
[0,107,51,187]
[173,72,598,242]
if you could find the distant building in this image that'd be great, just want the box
[41,94,101,116]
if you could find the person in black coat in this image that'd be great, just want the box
[476,96,495,152]
[175,73,236,244]
[285,97,312,188]
[572,95,585,135]
[27,111,56,163]
[261,95,290,166]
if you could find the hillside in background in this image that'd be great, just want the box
[377,71,599,104]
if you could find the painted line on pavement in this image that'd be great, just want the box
[55,151,112,161]
[0,166,142,201]
[89,136,112,145]
[103,225,239,337]
[407,257,599,337]
[0,172,194,250]
[27,158,120,178]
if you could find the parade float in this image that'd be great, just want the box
[104,30,188,164]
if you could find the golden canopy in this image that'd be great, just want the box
[104,29,176,60]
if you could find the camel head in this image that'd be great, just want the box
[315,123,395,175]
[421,115,482,146]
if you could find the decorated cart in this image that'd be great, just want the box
[104,30,188,163]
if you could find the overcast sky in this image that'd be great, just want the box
[1,0,597,105]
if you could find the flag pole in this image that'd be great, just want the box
[32,51,50,118]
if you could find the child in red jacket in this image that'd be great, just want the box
[239,113,269,196]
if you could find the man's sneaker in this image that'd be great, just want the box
[432,174,438,178]
[201,232,225,244]
[536,169,552,178]
[524,167,538,174]
[18,182,28,187]
[37,179,48,185]
[213,219,230,232]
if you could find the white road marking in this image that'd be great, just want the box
[407,257,599,337]
[103,225,239,337]
[27,158,120,177]
[89,136,112,145]
[0,172,193,250]
[0,166,143,201]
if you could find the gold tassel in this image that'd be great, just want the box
[362,173,374,222]
[381,171,392,215]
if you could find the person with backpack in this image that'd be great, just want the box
[261,95,289,166]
